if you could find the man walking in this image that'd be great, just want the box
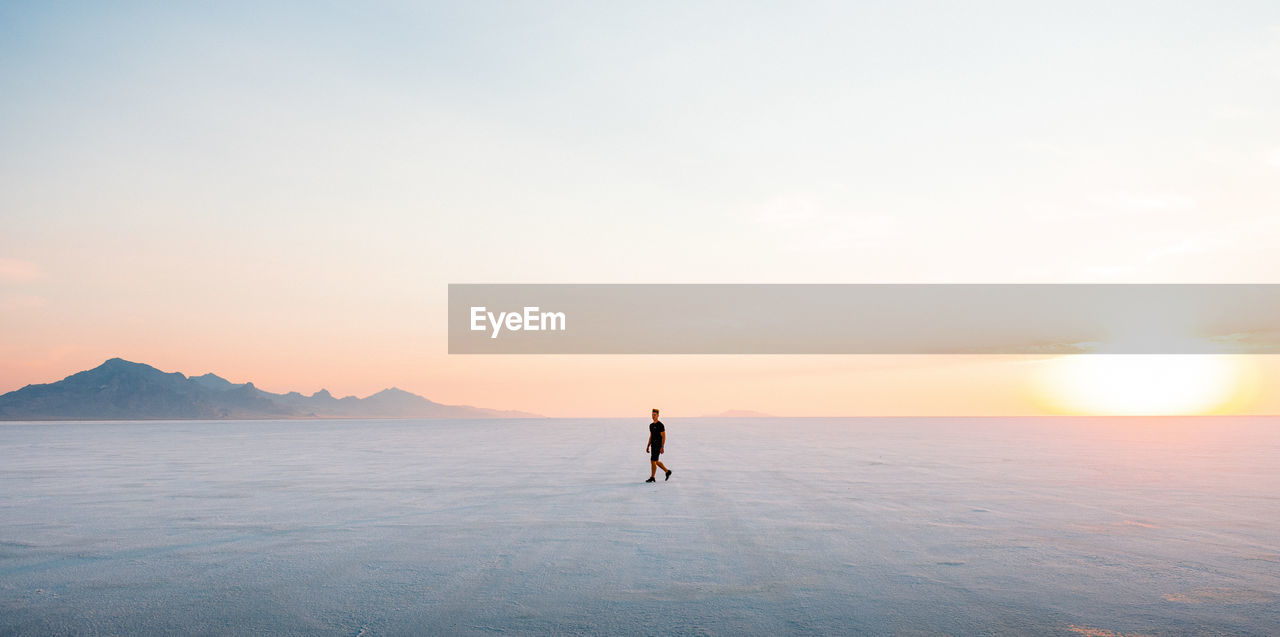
[645,408,672,483]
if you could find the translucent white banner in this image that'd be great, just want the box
[448,284,1280,354]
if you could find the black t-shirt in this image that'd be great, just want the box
[649,420,665,445]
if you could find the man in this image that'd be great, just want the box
[645,408,672,483]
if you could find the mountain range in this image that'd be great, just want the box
[0,358,539,420]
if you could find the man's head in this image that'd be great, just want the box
[652,408,660,422]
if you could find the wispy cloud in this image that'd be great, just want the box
[0,258,42,283]
[746,195,898,252]
[1031,190,1196,220]
[1266,147,1280,169]
[1087,191,1196,213]
[0,294,47,310]
[1211,106,1258,121]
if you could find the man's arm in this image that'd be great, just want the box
[660,430,666,451]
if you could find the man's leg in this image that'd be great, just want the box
[655,460,668,473]
[650,460,658,478]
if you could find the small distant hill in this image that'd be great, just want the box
[0,358,539,420]
[704,409,776,417]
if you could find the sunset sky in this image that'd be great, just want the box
[2,2,1278,416]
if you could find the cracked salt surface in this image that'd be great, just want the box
[1,417,1277,635]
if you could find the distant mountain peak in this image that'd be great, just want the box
[365,387,436,408]
[190,372,240,391]
[705,409,776,418]
[95,357,162,373]
[79,358,183,382]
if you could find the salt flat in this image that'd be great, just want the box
[1,417,1277,636]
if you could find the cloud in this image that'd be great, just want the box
[1087,191,1196,212]
[0,258,42,283]
[1211,106,1258,121]
[746,195,898,252]
[0,294,47,309]
[1266,147,1280,169]
[1031,191,1197,224]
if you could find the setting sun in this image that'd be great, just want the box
[1035,355,1248,416]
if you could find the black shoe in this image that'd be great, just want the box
[665,470,672,481]
[645,477,656,483]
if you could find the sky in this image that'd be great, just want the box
[2,1,1278,416]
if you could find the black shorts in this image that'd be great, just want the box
[650,447,661,461]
